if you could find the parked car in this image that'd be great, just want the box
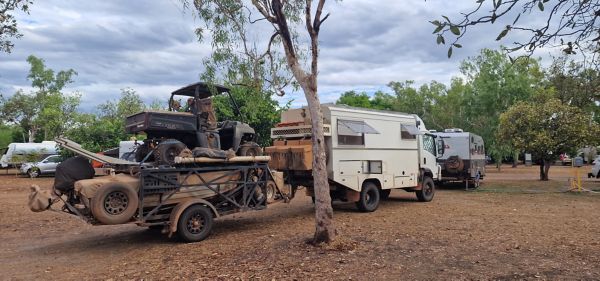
[20,154,63,178]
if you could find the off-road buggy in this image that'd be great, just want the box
[125,83,262,164]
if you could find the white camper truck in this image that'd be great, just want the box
[432,129,485,187]
[266,104,444,212]
[1,141,58,168]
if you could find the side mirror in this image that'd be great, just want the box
[436,138,445,157]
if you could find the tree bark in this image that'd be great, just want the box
[539,159,550,181]
[268,0,336,243]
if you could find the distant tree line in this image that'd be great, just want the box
[336,49,600,179]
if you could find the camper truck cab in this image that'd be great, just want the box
[266,105,443,212]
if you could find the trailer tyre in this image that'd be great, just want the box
[91,183,139,225]
[416,177,435,202]
[356,182,380,212]
[177,204,214,243]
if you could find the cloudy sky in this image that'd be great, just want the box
[0,1,560,112]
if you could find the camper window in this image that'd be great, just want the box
[337,120,379,146]
[401,124,419,140]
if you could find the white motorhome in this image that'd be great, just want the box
[266,104,443,212]
[1,141,58,168]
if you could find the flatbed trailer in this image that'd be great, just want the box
[49,138,293,242]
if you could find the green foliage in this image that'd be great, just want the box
[0,55,80,142]
[64,89,145,152]
[0,0,33,53]
[0,124,18,149]
[498,91,598,167]
[213,86,289,146]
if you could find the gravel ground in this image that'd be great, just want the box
[1,165,599,280]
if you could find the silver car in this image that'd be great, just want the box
[20,155,62,178]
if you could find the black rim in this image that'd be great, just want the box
[165,147,180,163]
[104,191,129,215]
[186,211,206,235]
[424,182,433,197]
[366,188,378,207]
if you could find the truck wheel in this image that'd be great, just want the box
[416,177,435,202]
[238,142,263,156]
[91,183,139,225]
[155,140,186,165]
[28,168,40,178]
[356,182,380,212]
[380,189,391,200]
[177,204,214,243]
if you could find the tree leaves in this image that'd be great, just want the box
[437,35,445,45]
[496,25,511,41]
[450,25,461,35]
[447,46,453,58]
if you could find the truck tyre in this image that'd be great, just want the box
[238,142,263,156]
[154,140,186,165]
[91,183,139,225]
[356,182,380,212]
[380,189,391,200]
[416,177,435,202]
[177,204,214,243]
[28,168,40,178]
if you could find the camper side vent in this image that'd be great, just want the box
[271,124,331,139]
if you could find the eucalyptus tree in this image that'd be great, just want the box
[187,0,336,243]
[0,0,32,53]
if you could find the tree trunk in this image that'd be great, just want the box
[303,81,336,243]
[539,159,550,181]
[268,0,335,243]
[28,128,36,143]
[512,151,518,168]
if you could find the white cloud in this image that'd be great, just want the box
[0,0,566,111]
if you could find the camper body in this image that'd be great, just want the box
[1,141,58,168]
[266,105,443,211]
[432,130,485,183]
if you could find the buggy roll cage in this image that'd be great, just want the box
[167,82,244,123]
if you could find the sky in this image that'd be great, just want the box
[0,1,562,112]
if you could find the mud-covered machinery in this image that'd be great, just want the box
[125,82,262,165]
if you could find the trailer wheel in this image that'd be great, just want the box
[380,189,391,200]
[416,177,435,202]
[238,142,263,156]
[155,140,186,165]
[177,204,214,243]
[91,183,139,225]
[356,182,380,212]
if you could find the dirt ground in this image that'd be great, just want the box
[1,165,599,280]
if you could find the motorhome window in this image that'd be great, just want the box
[400,124,419,140]
[423,135,435,155]
[337,120,379,135]
[337,120,378,146]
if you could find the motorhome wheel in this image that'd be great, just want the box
[416,177,435,202]
[356,182,380,212]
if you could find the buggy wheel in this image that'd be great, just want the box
[238,142,263,156]
[155,140,186,165]
[134,143,153,162]
[91,183,139,225]
[416,177,435,202]
[356,182,380,212]
[28,168,40,178]
[177,204,214,243]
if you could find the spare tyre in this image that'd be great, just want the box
[445,155,464,173]
[91,183,139,225]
